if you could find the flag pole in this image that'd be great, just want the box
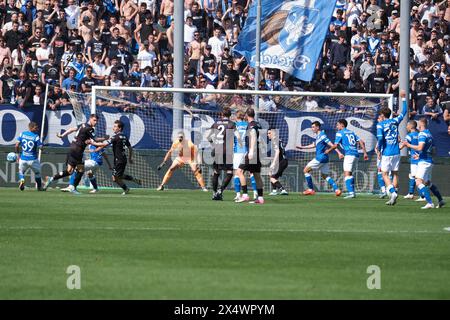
[254,0,261,116]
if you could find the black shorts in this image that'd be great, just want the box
[239,158,262,173]
[271,159,289,179]
[113,161,127,178]
[66,147,83,167]
[213,163,233,172]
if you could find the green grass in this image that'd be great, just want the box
[0,187,449,299]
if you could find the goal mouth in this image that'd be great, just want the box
[46,85,392,192]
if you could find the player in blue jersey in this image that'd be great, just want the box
[376,90,407,205]
[400,120,421,200]
[296,121,343,196]
[60,145,112,193]
[14,122,43,191]
[329,119,369,198]
[232,110,258,200]
[403,118,445,209]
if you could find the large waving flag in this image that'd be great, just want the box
[234,0,337,81]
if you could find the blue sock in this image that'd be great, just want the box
[388,185,397,195]
[430,184,443,202]
[250,175,257,191]
[418,184,432,204]
[234,176,240,193]
[35,176,42,189]
[345,176,355,193]
[377,172,385,190]
[305,173,314,190]
[89,176,98,190]
[408,176,415,195]
[326,177,338,191]
[69,172,76,186]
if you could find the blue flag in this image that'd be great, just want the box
[234,0,337,81]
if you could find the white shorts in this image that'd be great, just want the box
[410,163,418,177]
[415,161,432,182]
[377,158,382,170]
[343,155,357,172]
[381,155,400,173]
[233,153,245,170]
[84,159,99,172]
[306,159,330,175]
[19,159,41,176]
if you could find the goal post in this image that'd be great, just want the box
[82,86,394,193]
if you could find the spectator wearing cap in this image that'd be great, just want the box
[388,10,401,34]
[200,45,216,75]
[208,27,228,59]
[35,37,52,73]
[137,40,157,70]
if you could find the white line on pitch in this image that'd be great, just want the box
[0,225,447,235]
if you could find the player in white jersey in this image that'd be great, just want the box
[15,122,43,191]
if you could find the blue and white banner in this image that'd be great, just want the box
[234,0,337,81]
[1,104,449,157]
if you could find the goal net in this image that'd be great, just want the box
[54,86,392,193]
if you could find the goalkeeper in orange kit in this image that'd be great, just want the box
[157,131,208,191]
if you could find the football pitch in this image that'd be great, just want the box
[1,187,449,300]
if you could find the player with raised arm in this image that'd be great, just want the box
[235,108,265,204]
[233,110,258,200]
[207,107,239,201]
[157,131,207,192]
[89,120,142,195]
[296,121,342,196]
[268,128,289,196]
[401,120,420,199]
[403,118,445,209]
[15,122,43,191]
[43,114,99,194]
[60,145,113,193]
[376,89,407,205]
[328,119,369,198]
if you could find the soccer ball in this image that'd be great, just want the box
[6,152,17,163]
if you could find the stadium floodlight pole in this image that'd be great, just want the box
[173,0,184,132]
[399,0,410,156]
[38,83,49,162]
[254,0,262,116]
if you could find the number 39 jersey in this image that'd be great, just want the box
[17,131,42,161]
[335,128,360,157]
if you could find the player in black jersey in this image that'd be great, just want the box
[235,108,265,204]
[207,107,240,201]
[90,120,141,195]
[43,114,103,193]
[268,128,288,196]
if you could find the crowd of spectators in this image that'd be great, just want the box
[0,0,449,126]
